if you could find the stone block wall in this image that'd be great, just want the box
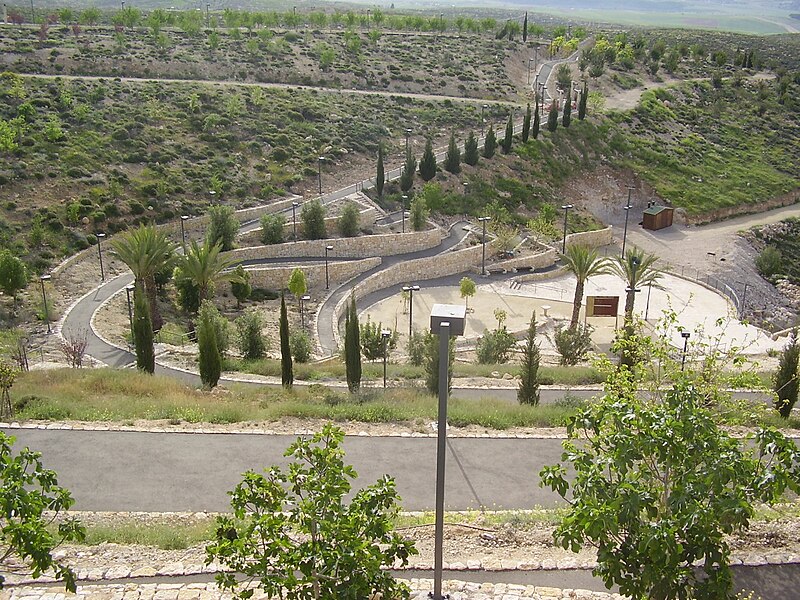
[490,248,557,272]
[240,257,381,291]
[238,207,379,245]
[564,226,613,249]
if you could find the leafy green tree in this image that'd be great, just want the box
[0,432,86,591]
[521,103,531,142]
[235,309,266,360]
[280,293,293,389]
[444,133,461,174]
[517,313,540,405]
[562,94,572,127]
[180,239,242,303]
[547,101,559,132]
[338,201,360,238]
[551,322,593,365]
[173,266,201,314]
[482,124,496,158]
[463,131,479,166]
[289,330,311,363]
[133,282,154,374]
[207,425,416,600]
[287,268,307,313]
[197,300,222,389]
[344,295,361,392]
[79,7,101,25]
[775,328,799,418]
[418,138,437,181]
[578,81,588,120]
[424,329,454,395]
[376,143,385,198]
[459,276,476,312]
[409,194,428,231]
[259,213,285,245]
[360,318,398,362]
[111,224,176,332]
[476,327,516,364]
[230,265,251,309]
[501,114,514,154]
[541,366,800,600]
[301,199,327,240]
[532,97,541,139]
[561,244,612,329]
[400,150,416,193]
[0,250,27,304]
[207,205,239,252]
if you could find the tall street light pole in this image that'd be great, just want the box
[125,284,135,339]
[402,284,419,338]
[561,204,573,254]
[324,245,333,290]
[401,195,408,233]
[681,331,691,371]
[527,58,533,85]
[481,104,488,136]
[301,294,311,330]
[381,329,391,388]
[291,201,299,242]
[96,232,106,282]
[405,128,411,156]
[40,274,51,333]
[478,216,491,276]
[180,215,189,250]
[209,190,216,205]
[621,186,634,258]
[317,156,324,196]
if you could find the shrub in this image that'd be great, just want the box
[360,318,398,362]
[756,245,782,279]
[301,199,326,240]
[552,323,593,365]
[476,328,517,364]
[235,309,267,360]
[198,301,223,388]
[290,330,312,363]
[407,330,426,367]
[338,201,360,238]
[260,213,285,245]
[207,205,238,251]
[230,265,251,308]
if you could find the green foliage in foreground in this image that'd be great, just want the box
[207,425,416,600]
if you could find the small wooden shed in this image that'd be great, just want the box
[642,205,674,231]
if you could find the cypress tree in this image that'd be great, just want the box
[133,281,154,374]
[522,103,531,142]
[501,114,514,154]
[578,81,588,120]
[532,96,540,139]
[547,100,559,132]
[522,12,528,42]
[483,125,497,158]
[562,94,572,128]
[418,138,437,181]
[376,143,385,198]
[775,329,799,418]
[463,131,479,166]
[197,300,221,389]
[344,294,361,392]
[444,133,461,174]
[400,150,416,193]
[517,312,541,405]
[280,292,293,389]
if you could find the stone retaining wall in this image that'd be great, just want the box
[688,188,800,225]
[491,248,557,272]
[226,228,443,261]
[237,207,379,245]
[565,226,613,249]
[239,257,381,291]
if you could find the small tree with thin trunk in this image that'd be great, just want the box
[133,282,154,374]
[375,143,385,198]
[522,103,531,142]
[444,133,461,174]
[518,312,540,405]
[338,201,360,238]
[0,251,27,305]
[418,138,437,181]
[409,194,428,231]
[775,328,799,418]
[460,276,476,312]
[463,131,479,166]
[483,125,497,158]
[280,293,293,389]
[207,205,239,252]
[301,199,327,240]
[287,268,307,313]
[501,114,513,154]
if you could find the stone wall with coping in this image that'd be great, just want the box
[225,228,443,261]
[331,244,483,348]
[239,257,381,291]
[490,248,557,272]
[564,226,613,249]
[237,207,379,245]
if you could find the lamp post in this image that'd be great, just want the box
[40,274,51,333]
[405,128,412,156]
[561,204,573,254]
[317,156,324,196]
[429,304,466,600]
[300,294,311,330]
[681,331,691,371]
[477,216,491,276]
[206,3,210,27]
[180,215,189,250]
[621,186,634,258]
[401,195,408,233]
[539,82,546,113]
[527,58,533,85]
[324,245,333,290]
[96,232,106,282]
[209,190,216,206]
[121,1,125,9]
[125,283,135,338]
[291,201,299,241]
[402,284,420,338]
[381,329,391,388]
[481,104,488,136]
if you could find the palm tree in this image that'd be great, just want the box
[610,247,662,325]
[561,244,613,329]
[111,224,175,331]
[179,238,243,303]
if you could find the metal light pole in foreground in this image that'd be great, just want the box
[324,245,333,290]
[429,304,466,600]
[402,284,420,338]
[401,195,408,233]
[477,216,491,276]
[40,274,51,333]
[96,232,106,281]
[300,295,311,329]
[125,284,135,338]
[381,329,391,389]
[405,128,412,156]
[561,204,573,254]
[317,156,324,196]
[621,186,634,258]
[681,331,691,371]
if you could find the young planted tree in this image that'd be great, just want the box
[444,133,461,174]
[0,251,27,305]
[197,300,222,389]
[418,138,437,181]
[409,194,429,231]
[400,150,416,193]
[483,124,497,158]
[521,103,531,142]
[338,201,361,238]
[0,432,86,592]
[463,131,479,166]
[259,213,285,245]
[460,276,476,312]
[562,94,572,127]
[344,294,361,392]
[207,425,416,600]
[279,293,293,389]
[547,100,559,132]
[207,205,239,252]
[518,312,540,405]
[532,96,541,139]
[501,114,514,154]
[230,265,251,309]
[375,143,385,198]
[578,81,588,120]
[522,11,528,42]
[133,282,154,374]
[775,328,799,418]
[235,309,266,360]
[562,244,612,329]
[301,199,327,240]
